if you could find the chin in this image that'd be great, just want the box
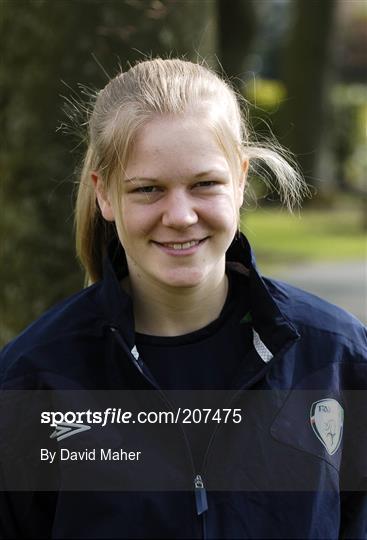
[158,269,206,289]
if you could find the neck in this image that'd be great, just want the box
[122,271,229,337]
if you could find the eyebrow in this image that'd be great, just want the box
[124,170,228,183]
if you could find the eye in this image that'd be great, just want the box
[132,186,160,194]
[194,180,218,188]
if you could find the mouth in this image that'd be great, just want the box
[152,237,208,255]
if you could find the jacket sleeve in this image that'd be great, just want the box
[0,486,58,539]
[339,349,367,540]
[0,480,22,539]
[339,487,367,540]
[0,351,58,538]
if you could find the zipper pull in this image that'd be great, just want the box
[194,474,208,515]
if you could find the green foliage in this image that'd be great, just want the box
[243,78,367,199]
[331,84,367,191]
[244,78,286,111]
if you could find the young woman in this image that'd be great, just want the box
[0,58,366,539]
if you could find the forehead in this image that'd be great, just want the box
[125,115,230,178]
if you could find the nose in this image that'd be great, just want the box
[161,189,198,229]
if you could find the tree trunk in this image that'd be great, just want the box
[217,0,257,90]
[278,0,336,190]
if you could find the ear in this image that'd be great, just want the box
[91,172,115,222]
[237,159,249,208]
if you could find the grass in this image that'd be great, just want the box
[241,206,366,272]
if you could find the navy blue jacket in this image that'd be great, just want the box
[0,233,366,539]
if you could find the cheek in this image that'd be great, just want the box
[204,195,238,229]
[118,202,158,240]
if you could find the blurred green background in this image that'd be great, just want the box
[1,0,366,346]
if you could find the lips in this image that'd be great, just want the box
[153,238,208,251]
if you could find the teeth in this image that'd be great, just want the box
[163,240,200,250]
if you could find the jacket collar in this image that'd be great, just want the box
[228,233,300,353]
[98,233,300,354]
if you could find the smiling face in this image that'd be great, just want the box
[95,115,246,292]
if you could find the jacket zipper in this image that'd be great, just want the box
[194,474,208,538]
[111,327,207,537]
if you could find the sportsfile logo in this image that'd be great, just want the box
[50,422,91,442]
[41,409,133,442]
[41,409,133,427]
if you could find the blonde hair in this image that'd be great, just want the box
[75,57,309,283]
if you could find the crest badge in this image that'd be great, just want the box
[310,398,344,455]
